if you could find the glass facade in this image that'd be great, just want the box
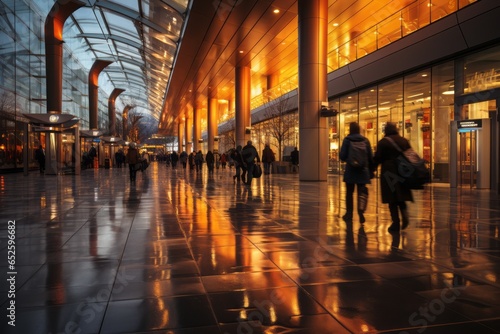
[0,0,187,172]
[329,61,455,182]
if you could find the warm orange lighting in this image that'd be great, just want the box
[273,9,280,14]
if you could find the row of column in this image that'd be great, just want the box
[176,0,328,181]
[45,0,328,181]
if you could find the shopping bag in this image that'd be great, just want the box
[253,164,262,178]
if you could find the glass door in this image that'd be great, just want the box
[457,130,477,188]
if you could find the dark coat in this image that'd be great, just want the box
[374,134,414,203]
[339,133,374,184]
[262,146,275,163]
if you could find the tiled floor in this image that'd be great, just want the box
[1,162,500,333]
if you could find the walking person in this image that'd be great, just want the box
[339,122,374,224]
[220,152,227,169]
[290,147,299,173]
[261,144,275,175]
[195,150,203,172]
[188,152,195,171]
[171,151,179,169]
[180,151,188,169]
[230,146,246,183]
[241,140,260,186]
[126,143,141,182]
[374,122,413,232]
[206,150,215,174]
[35,145,45,174]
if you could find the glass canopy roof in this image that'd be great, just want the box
[68,0,189,122]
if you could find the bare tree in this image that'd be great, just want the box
[260,91,297,161]
[128,113,143,143]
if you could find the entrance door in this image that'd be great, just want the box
[457,129,477,188]
[451,98,496,189]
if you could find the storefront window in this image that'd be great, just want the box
[463,45,500,95]
[403,71,431,161]
[378,79,403,138]
[339,93,359,174]
[432,61,454,182]
[328,99,340,173]
[358,88,378,152]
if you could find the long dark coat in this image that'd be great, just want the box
[339,133,374,184]
[374,134,414,203]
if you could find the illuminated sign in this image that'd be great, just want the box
[458,119,482,132]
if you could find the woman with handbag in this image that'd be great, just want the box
[374,122,413,232]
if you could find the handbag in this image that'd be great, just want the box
[134,162,142,171]
[386,137,430,189]
[252,163,262,178]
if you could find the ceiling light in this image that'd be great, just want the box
[333,23,339,27]
[273,9,280,14]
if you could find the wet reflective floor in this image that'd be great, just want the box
[1,162,500,333]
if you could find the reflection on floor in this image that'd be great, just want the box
[1,162,500,334]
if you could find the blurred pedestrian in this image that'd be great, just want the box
[35,145,45,174]
[241,140,260,186]
[339,122,374,224]
[126,143,141,182]
[206,150,215,173]
[374,122,413,232]
[290,147,299,173]
[261,144,275,175]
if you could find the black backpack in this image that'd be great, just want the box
[346,139,368,170]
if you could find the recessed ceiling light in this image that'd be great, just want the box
[273,9,280,14]
[333,23,339,27]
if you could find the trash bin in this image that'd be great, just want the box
[104,158,110,169]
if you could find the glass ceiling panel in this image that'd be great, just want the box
[103,11,138,36]
[108,0,140,12]
[65,0,189,124]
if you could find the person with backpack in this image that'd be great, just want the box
[374,122,413,232]
[339,122,374,224]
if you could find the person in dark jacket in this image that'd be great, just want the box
[261,144,275,175]
[125,143,141,182]
[339,122,374,224]
[374,122,413,232]
[241,140,260,186]
[35,145,45,174]
[205,150,215,173]
[290,147,299,172]
[231,146,246,183]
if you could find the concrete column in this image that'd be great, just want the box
[193,105,201,152]
[267,73,279,91]
[208,96,218,152]
[298,0,328,181]
[108,88,125,136]
[89,60,113,130]
[44,0,85,175]
[177,120,184,153]
[235,66,251,147]
[185,116,193,153]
